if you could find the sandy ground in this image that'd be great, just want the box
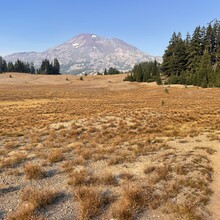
[207,140,220,219]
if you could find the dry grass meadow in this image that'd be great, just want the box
[0,73,220,220]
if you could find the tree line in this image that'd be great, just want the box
[104,67,120,75]
[37,58,60,75]
[0,57,35,74]
[124,20,220,88]
[124,60,162,84]
[162,20,220,87]
[0,57,60,75]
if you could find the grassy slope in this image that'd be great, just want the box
[0,73,220,219]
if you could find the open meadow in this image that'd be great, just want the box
[0,73,220,220]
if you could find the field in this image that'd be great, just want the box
[0,73,220,220]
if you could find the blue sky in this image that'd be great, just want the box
[0,0,220,56]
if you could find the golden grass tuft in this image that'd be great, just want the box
[68,169,98,186]
[111,184,150,219]
[6,204,46,220]
[7,187,59,220]
[23,162,45,180]
[100,172,119,186]
[4,142,19,150]
[2,153,27,168]
[48,149,64,163]
[144,164,156,174]
[74,186,113,220]
[6,203,38,220]
[20,187,58,209]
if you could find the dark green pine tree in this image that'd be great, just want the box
[14,60,24,72]
[0,57,4,73]
[133,64,143,82]
[30,63,35,74]
[143,71,149,82]
[215,22,220,64]
[156,73,162,85]
[124,61,161,83]
[173,33,187,76]
[214,44,220,86]
[184,32,192,81]
[162,32,187,77]
[40,59,53,74]
[53,58,60,74]
[2,59,7,73]
[203,25,212,53]
[104,68,107,75]
[152,60,158,77]
[107,67,119,75]
[40,60,46,74]
[7,62,14,72]
[210,21,219,63]
[162,32,178,76]
[47,62,53,74]
[197,49,212,87]
[141,62,151,81]
[184,32,191,64]
[25,62,31,73]
[186,26,204,73]
[0,57,7,73]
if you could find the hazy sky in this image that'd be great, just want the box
[1,0,220,56]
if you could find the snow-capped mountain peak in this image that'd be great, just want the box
[4,33,162,74]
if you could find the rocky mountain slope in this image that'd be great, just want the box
[4,34,162,74]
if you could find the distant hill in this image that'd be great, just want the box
[4,33,162,74]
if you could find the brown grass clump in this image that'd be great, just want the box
[207,133,220,141]
[20,187,58,209]
[167,199,205,220]
[119,172,134,181]
[144,164,156,174]
[62,160,74,173]
[194,146,217,155]
[23,163,45,180]
[68,169,98,186]
[7,187,58,220]
[74,186,112,220]
[111,184,150,219]
[111,198,136,220]
[100,172,119,186]
[2,153,27,168]
[72,156,85,165]
[48,149,64,163]
[6,203,44,220]
[4,142,19,150]
[108,155,125,165]
[148,164,172,184]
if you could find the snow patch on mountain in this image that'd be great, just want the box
[72,43,79,48]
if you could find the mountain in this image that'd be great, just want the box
[4,34,162,74]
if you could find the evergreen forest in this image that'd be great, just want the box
[0,57,36,74]
[125,20,220,87]
[162,20,220,87]
[104,67,120,75]
[124,60,162,84]
[0,58,60,75]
